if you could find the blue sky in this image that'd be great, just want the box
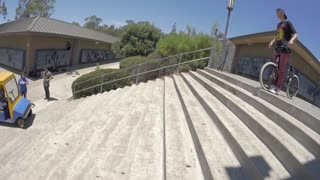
[1,0,319,59]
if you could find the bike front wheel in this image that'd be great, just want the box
[259,62,278,91]
[286,75,299,99]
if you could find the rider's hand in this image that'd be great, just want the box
[269,41,274,48]
[288,40,294,49]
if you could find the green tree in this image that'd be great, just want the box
[171,22,177,34]
[157,31,212,57]
[15,0,56,20]
[0,0,7,19]
[98,24,125,37]
[84,15,102,30]
[114,21,163,57]
[72,21,80,26]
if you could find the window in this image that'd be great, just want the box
[5,78,19,103]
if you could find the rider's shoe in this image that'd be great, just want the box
[269,88,276,94]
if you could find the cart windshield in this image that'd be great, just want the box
[5,77,19,103]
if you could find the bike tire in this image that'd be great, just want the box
[286,75,299,99]
[259,62,278,91]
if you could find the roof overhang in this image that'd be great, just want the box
[230,31,320,74]
[0,31,114,44]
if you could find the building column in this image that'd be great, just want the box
[73,39,81,65]
[25,35,32,74]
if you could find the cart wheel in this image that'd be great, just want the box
[28,109,33,118]
[16,118,25,128]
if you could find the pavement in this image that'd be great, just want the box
[0,62,120,104]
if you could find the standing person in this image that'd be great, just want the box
[18,72,29,98]
[268,8,298,94]
[42,68,54,101]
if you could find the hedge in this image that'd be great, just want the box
[73,52,209,99]
[72,68,131,99]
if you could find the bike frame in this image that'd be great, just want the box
[271,46,295,85]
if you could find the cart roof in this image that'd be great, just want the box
[0,72,14,82]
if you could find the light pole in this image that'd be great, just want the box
[224,0,235,37]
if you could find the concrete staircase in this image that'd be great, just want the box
[0,68,319,180]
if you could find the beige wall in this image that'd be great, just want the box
[232,43,320,83]
[0,35,29,49]
[76,40,111,64]
[29,36,111,70]
[0,34,112,72]
[29,35,75,71]
[0,35,30,71]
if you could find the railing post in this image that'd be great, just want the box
[100,75,103,93]
[177,53,183,73]
[136,64,140,85]
[73,86,75,99]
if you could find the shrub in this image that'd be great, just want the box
[119,56,148,69]
[156,30,212,71]
[72,68,131,99]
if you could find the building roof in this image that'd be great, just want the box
[229,31,320,74]
[0,16,119,44]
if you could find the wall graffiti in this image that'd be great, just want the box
[236,56,320,107]
[35,49,71,70]
[80,49,115,63]
[0,48,25,70]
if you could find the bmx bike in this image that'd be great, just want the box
[259,46,299,98]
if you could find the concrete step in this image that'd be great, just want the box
[0,82,144,179]
[173,74,248,180]
[122,78,164,180]
[9,80,162,180]
[188,71,319,179]
[181,72,291,179]
[48,79,161,180]
[204,67,320,135]
[164,76,204,180]
[0,86,127,149]
[197,69,320,159]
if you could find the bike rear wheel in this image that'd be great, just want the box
[259,62,279,91]
[286,75,299,98]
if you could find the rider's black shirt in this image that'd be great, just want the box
[275,20,297,47]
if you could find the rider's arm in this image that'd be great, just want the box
[290,33,298,43]
[269,38,276,48]
[287,21,298,47]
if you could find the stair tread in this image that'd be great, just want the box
[199,70,320,144]
[0,80,158,180]
[205,68,320,120]
[174,74,248,180]
[164,76,204,180]
[183,73,291,179]
[191,71,316,163]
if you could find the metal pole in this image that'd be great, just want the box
[73,86,75,99]
[100,75,103,93]
[136,64,140,84]
[177,54,183,73]
[224,9,231,38]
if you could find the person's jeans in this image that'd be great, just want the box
[273,52,289,89]
[44,85,50,100]
[21,91,27,98]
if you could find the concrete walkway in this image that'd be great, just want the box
[0,67,319,179]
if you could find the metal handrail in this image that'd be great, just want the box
[74,56,210,95]
[73,47,212,87]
